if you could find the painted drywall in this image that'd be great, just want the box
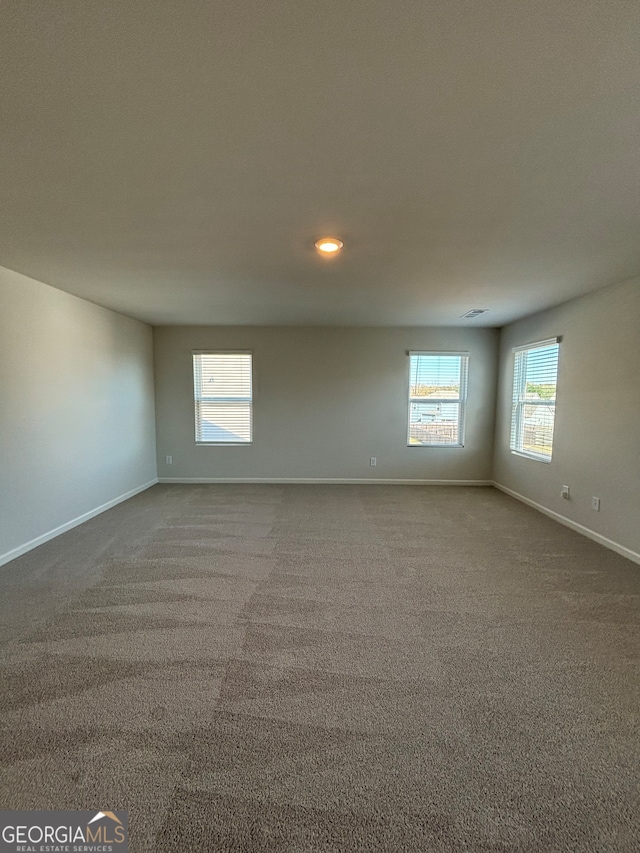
[0,266,157,565]
[493,276,640,559]
[154,326,499,482]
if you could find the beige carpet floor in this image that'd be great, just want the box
[0,484,638,851]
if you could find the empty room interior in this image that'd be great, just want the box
[1,2,639,851]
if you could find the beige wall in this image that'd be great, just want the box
[0,267,157,565]
[154,326,499,482]
[493,276,640,559]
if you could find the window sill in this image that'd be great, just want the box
[407,444,465,449]
[196,442,253,446]
[510,450,552,463]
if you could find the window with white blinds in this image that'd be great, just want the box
[408,352,469,447]
[510,339,559,461]
[193,352,253,444]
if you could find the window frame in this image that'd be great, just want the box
[192,350,253,445]
[509,338,559,463]
[407,351,469,448]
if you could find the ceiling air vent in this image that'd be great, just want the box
[460,309,488,319]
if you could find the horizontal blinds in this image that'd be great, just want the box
[510,342,559,458]
[408,352,468,446]
[193,352,253,443]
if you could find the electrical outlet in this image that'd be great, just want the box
[165,455,172,465]
[561,485,570,499]
[370,457,377,467]
[592,496,600,511]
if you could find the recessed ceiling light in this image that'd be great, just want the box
[315,237,344,255]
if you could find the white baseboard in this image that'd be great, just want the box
[492,482,640,566]
[158,477,492,486]
[0,479,158,569]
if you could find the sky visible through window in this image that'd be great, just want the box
[410,355,461,395]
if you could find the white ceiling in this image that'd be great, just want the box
[1,1,639,327]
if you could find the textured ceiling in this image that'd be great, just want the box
[1,0,639,326]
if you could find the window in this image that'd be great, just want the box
[510,338,559,461]
[408,352,469,446]
[193,351,253,444]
